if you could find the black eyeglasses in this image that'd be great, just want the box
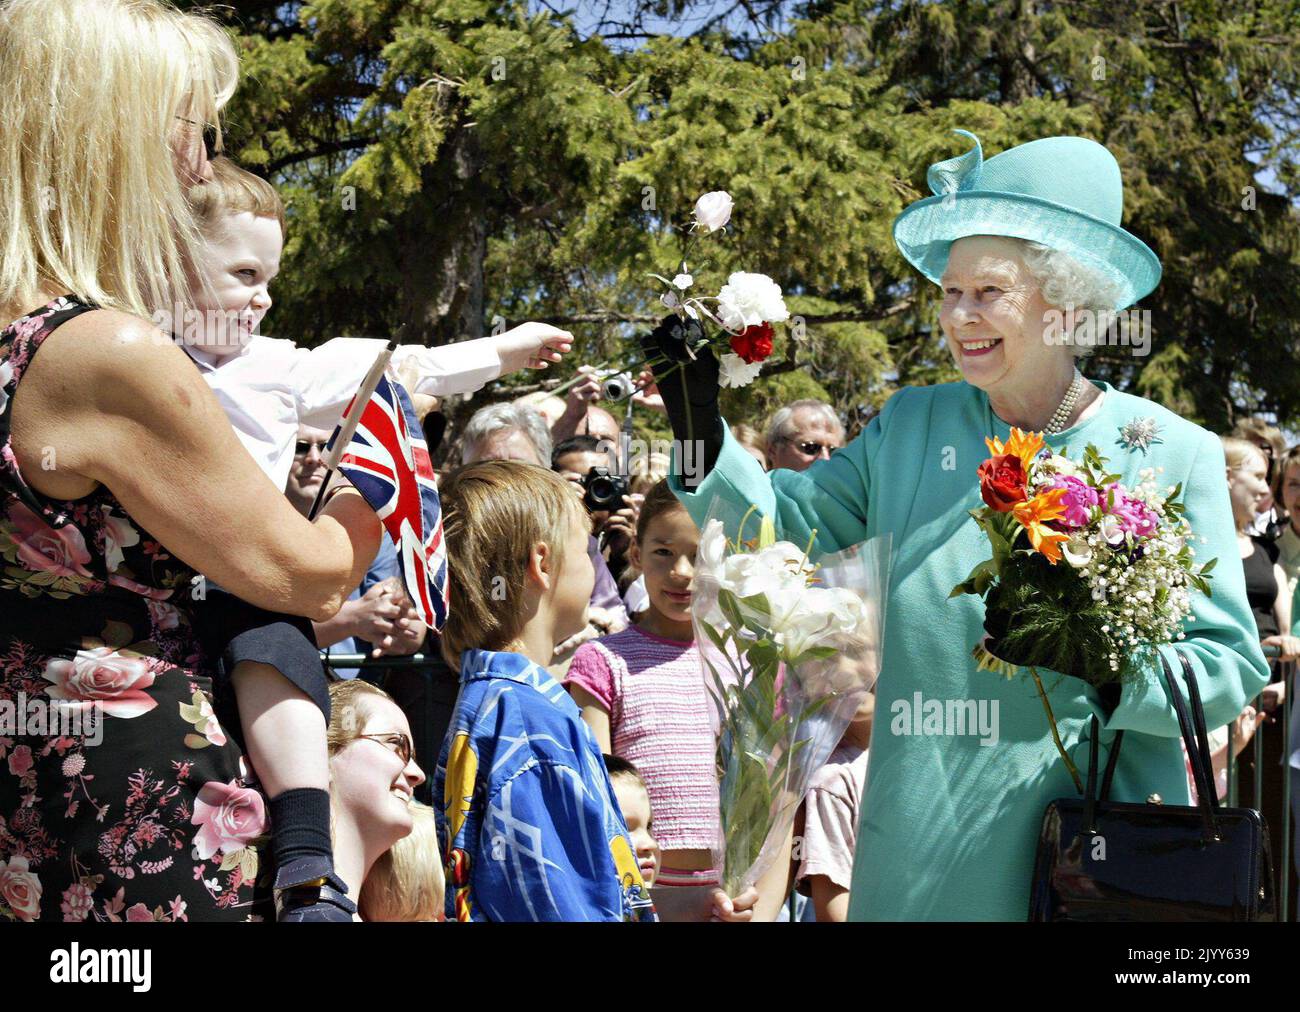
[793,440,835,457]
[295,438,327,456]
[355,732,414,766]
[175,115,222,162]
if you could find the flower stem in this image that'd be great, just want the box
[1029,667,1083,794]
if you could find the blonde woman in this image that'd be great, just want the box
[324,681,429,920]
[0,0,381,922]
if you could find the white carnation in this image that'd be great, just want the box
[715,272,789,332]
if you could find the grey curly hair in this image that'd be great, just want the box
[1018,240,1127,357]
[460,403,553,466]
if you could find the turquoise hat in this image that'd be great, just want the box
[892,130,1161,310]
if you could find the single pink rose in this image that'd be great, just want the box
[43,647,158,719]
[125,902,154,923]
[60,883,93,922]
[5,502,93,579]
[100,509,141,572]
[6,744,33,778]
[190,781,267,861]
[196,698,227,747]
[145,600,182,632]
[0,855,42,921]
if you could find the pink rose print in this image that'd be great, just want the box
[145,600,182,632]
[197,699,227,747]
[0,855,42,921]
[107,572,174,601]
[5,502,93,579]
[125,902,154,923]
[100,508,141,573]
[60,883,93,922]
[43,647,158,718]
[191,781,267,861]
[7,744,33,778]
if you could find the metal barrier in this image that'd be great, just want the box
[1224,647,1294,921]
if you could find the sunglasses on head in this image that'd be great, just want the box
[355,732,415,766]
[175,115,222,162]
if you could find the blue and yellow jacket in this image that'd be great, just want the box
[433,648,656,922]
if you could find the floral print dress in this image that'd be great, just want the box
[0,296,272,922]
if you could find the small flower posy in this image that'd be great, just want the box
[951,428,1216,790]
[552,190,789,400]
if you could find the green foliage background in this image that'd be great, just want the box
[183,0,1300,449]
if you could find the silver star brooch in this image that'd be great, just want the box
[1118,416,1163,453]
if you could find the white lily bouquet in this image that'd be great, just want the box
[693,498,891,896]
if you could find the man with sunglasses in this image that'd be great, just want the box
[765,399,846,472]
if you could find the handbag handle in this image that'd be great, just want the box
[1083,649,1220,842]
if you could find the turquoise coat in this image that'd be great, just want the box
[670,380,1269,920]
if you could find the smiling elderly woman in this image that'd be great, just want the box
[645,130,1268,920]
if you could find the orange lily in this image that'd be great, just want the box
[986,427,1045,474]
[1012,487,1070,564]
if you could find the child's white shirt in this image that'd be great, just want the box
[187,334,501,490]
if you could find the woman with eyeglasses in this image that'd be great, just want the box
[0,0,384,922]
[318,680,427,919]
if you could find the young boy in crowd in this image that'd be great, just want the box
[604,755,661,889]
[434,460,656,921]
[177,157,572,920]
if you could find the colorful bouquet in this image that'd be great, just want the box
[951,428,1215,790]
[552,190,789,399]
[693,498,890,896]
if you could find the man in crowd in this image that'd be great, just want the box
[765,399,846,472]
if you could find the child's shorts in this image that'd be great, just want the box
[193,589,330,749]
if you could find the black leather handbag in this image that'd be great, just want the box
[1028,650,1275,921]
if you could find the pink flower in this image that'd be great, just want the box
[100,508,140,572]
[125,902,154,922]
[197,699,227,747]
[1102,485,1160,540]
[0,855,42,921]
[60,883,93,922]
[7,744,33,778]
[4,502,93,579]
[43,647,158,719]
[190,781,267,861]
[1047,475,1100,528]
[107,572,173,601]
[167,896,188,922]
[145,600,181,632]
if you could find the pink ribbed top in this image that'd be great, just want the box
[566,624,720,852]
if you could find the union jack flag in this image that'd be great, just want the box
[325,372,449,632]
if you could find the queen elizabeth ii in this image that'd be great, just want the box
[647,130,1269,920]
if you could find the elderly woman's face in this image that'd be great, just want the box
[331,698,426,850]
[939,236,1067,394]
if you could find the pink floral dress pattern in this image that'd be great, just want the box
[0,297,272,921]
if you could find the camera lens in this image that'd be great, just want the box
[602,372,634,401]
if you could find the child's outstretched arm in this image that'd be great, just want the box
[284,324,572,431]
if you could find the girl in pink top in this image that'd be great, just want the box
[566,481,721,887]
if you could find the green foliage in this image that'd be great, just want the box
[192,0,1299,450]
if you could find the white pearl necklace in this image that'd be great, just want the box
[1044,367,1085,434]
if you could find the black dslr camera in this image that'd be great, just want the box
[582,467,630,512]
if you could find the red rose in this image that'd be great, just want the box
[729,322,775,364]
[978,454,1028,512]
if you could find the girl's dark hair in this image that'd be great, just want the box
[634,479,687,543]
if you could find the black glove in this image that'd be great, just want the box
[639,314,724,489]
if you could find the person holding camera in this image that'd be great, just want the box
[552,435,640,588]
